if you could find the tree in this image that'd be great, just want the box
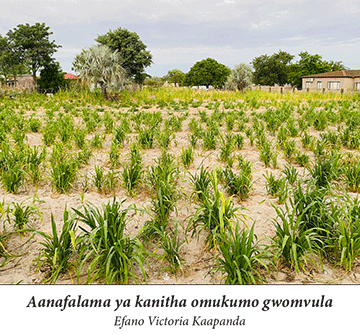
[96,28,153,84]
[145,76,164,88]
[288,52,346,89]
[7,23,61,88]
[37,62,68,93]
[72,44,127,100]
[0,34,28,85]
[225,63,253,91]
[183,58,231,88]
[163,69,185,86]
[252,50,294,86]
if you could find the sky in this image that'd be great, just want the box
[1,0,360,77]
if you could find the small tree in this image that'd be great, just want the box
[38,62,68,93]
[145,76,164,88]
[183,58,230,89]
[225,63,253,91]
[163,69,185,86]
[72,44,127,100]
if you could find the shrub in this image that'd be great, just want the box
[50,156,78,193]
[121,145,143,196]
[187,172,241,249]
[270,201,324,272]
[37,209,77,283]
[181,146,194,168]
[189,166,211,202]
[223,166,252,201]
[211,223,269,284]
[74,199,146,284]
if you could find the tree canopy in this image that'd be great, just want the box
[38,61,68,93]
[0,34,28,84]
[225,63,253,91]
[163,69,185,86]
[96,28,153,84]
[183,58,231,88]
[252,50,294,86]
[7,23,60,87]
[288,52,346,88]
[72,44,126,100]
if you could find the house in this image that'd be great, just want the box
[64,73,79,80]
[302,70,360,92]
[6,74,35,91]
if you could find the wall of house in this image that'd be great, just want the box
[355,78,360,91]
[6,75,35,91]
[302,77,359,92]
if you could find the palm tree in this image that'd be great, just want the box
[72,44,126,100]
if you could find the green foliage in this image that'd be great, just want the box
[163,69,185,86]
[155,223,185,274]
[183,58,231,88]
[7,23,61,87]
[50,150,78,193]
[190,166,211,202]
[223,166,252,201]
[309,155,341,189]
[288,52,345,89]
[37,209,77,283]
[121,145,143,196]
[252,50,294,86]
[74,199,146,284]
[343,163,360,192]
[8,199,39,231]
[73,44,126,100]
[212,223,269,284]
[38,62,68,93]
[96,27,153,84]
[225,63,253,91]
[145,76,164,88]
[270,201,323,272]
[337,213,360,271]
[143,153,179,239]
[181,145,194,168]
[187,171,241,249]
[0,34,28,81]
[282,164,298,185]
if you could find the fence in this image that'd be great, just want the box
[250,85,296,93]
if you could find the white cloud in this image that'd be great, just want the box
[1,0,359,75]
[250,10,290,30]
[55,47,83,58]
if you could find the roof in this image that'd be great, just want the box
[302,70,360,79]
[64,73,79,80]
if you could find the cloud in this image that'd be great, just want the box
[1,0,359,75]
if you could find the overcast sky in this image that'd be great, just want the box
[1,0,360,77]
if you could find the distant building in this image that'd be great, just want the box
[64,73,79,80]
[6,74,34,90]
[302,70,360,92]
